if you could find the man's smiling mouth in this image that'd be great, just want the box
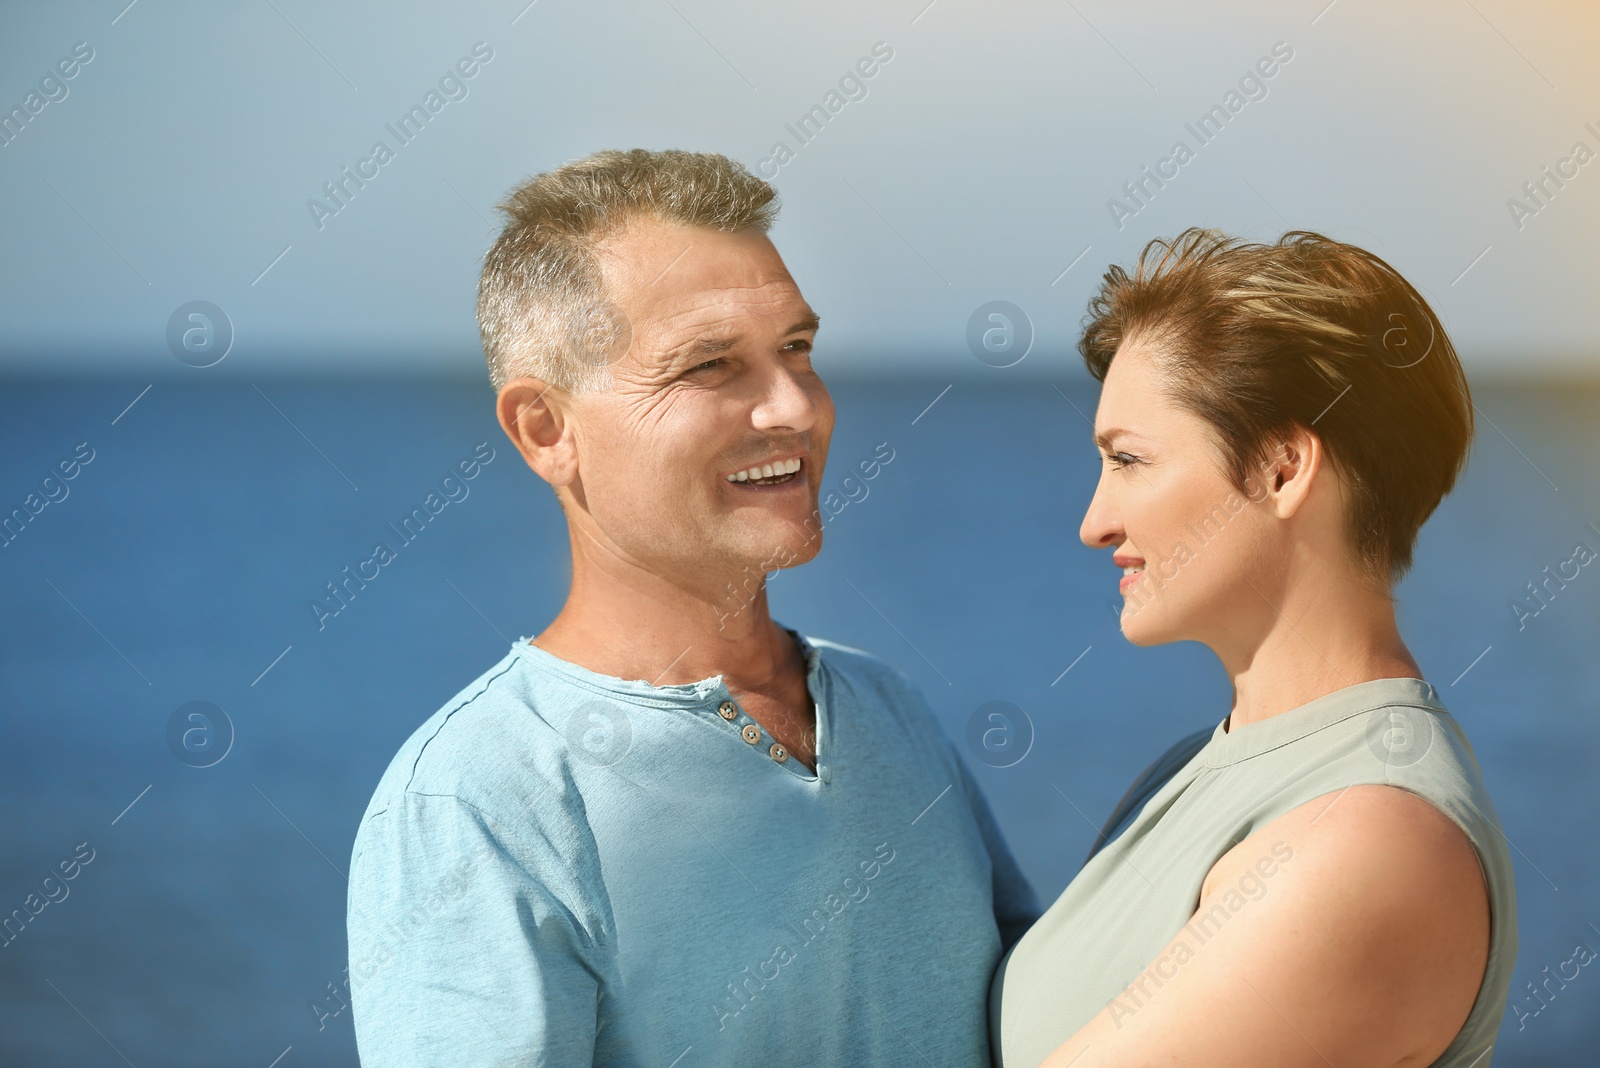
[726,457,803,486]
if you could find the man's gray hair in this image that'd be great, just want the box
[477,148,780,393]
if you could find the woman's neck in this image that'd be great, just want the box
[1218,577,1422,732]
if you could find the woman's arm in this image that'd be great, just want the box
[1040,785,1490,1067]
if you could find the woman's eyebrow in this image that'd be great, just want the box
[1094,427,1132,450]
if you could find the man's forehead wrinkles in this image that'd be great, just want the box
[651,294,809,343]
[654,280,801,317]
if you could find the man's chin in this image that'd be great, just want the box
[776,534,824,570]
[723,512,824,571]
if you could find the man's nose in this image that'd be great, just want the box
[752,362,818,434]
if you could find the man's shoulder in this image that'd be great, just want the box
[805,633,947,732]
[349,645,616,933]
[808,634,921,693]
[358,644,576,828]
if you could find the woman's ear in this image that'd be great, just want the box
[496,377,578,488]
[1263,425,1326,520]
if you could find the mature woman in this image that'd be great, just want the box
[991,229,1517,1066]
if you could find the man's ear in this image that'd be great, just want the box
[496,377,578,488]
[1262,424,1327,520]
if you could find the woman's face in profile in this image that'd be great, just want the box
[1079,335,1279,648]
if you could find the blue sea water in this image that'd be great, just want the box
[1,376,1597,1066]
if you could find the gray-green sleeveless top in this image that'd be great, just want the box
[991,677,1517,1066]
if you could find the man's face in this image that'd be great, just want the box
[564,215,834,589]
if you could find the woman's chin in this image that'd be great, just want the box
[1118,608,1176,647]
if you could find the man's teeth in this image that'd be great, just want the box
[727,458,802,483]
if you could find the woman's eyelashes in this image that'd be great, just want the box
[1106,451,1144,469]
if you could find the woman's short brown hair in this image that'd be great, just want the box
[1079,228,1473,583]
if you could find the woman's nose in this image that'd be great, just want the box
[1079,474,1122,550]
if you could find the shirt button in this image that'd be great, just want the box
[741,724,762,745]
[717,701,737,720]
[769,742,788,763]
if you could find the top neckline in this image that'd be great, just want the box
[510,625,824,710]
[1205,676,1445,768]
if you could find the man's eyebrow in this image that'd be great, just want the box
[785,312,821,335]
[679,335,738,361]
[669,312,821,365]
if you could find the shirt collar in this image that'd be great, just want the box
[510,625,822,710]
[1203,676,1446,767]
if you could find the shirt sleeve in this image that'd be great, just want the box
[347,791,605,1066]
[951,748,1043,955]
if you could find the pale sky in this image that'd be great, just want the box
[1,0,1597,381]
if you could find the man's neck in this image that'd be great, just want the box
[533,547,819,768]
[531,542,799,696]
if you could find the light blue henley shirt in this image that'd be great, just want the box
[347,629,1040,1066]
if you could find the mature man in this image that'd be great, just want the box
[347,148,1039,1066]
